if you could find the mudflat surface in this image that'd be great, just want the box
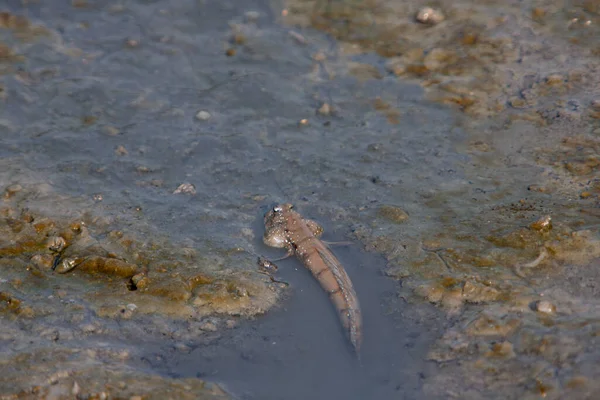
[1,0,599,399]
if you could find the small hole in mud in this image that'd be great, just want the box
[126,279,137,291]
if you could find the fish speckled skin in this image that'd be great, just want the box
[263,203,362,353]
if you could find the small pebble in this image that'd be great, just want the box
[173,183,196,195]
[545,74,564,85]
[4,184,22,198]
[125,38,140,48]
[195,110,211,121]
[199,320,218,332]
[72,381,80,395]
[312,52,326,62]
[103,126,120,136]
[30,254,54,269]
[535,300,556,314]
[55,258,80,274]
[530,215,552,231]
[225,319,237,329]
[115,145,128,156]
[378,205,409,223]
[47,236,66,252]
[175,342,192,353]
[80,323,96,333]
[317,103,331,116]
[416,7,445,25]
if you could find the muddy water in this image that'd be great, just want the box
[165,220,441,400]
[1,0,599,399]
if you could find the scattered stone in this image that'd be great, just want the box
[4,184,22,199]
[462,281,501,303]
[72,381,80,395]
[173,183,196,195]
[486,341,515,359]
[378,205,409,223]
[55,257,81,274]
[317,103,331,116]
[530,215,552,231]
[47,236,66,252]
[103,126,120,136]
[115,145,128,156]
[545,74,564,86]
[136,166,151,173]
[527,184,549,193]
[195,110,211,121]
[80,323,96,333]
[30,254,54,269]
[415,7,445,25]
[312,52,326,62]
[535,300,556,314]
[199,320,218,332]
[125,38,140,48]
[225,319,237,329]
[174,342,191,353]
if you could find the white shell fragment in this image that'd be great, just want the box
[173,183,196,195]
[195,110,211,121]
[416,7,445,25]
[535,300,556,314]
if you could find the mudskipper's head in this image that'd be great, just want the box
[262,203,294,248]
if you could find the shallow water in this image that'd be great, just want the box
[168,241,441,400]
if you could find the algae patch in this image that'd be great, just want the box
[0,184,282,320]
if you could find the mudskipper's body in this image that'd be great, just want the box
[263,203,363,353]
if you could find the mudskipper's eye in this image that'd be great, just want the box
[273,205,282,212]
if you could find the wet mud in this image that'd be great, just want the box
[1,0,600,399]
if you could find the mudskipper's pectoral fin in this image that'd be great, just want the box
[304,218,324,238]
